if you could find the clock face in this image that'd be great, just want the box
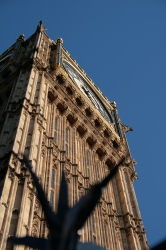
[63,61,113,124]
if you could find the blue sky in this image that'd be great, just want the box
[1,0,166,247]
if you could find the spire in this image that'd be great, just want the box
[54,38,63,68]
[36,20,46,32]
[56,38,63,45]
[9,34,25,63]
[17,34,25,42]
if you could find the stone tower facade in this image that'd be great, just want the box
[0,22,148,250]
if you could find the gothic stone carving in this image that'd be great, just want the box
[2,202,8,208]
[102,202,109,225]
[65,164,71,183]
[53,146,58,158]
[57,101,68,113]
[12,208,19,215]
[48,87,58,101]
[28,192,33,201]
[34,199,40,215]
[78,174,84,197]
[52,158,58,169]
[11,155,18,167]
[131,171,138,181]
[42,136,46,146]
[41,146,46,157]
[8,167,15,180]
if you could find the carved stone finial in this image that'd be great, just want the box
[110,101,116,108]
[121,123,133,133]
[132,158,137,166]
[18,34,25,42]
[131,171,138,181]
[56,38,63,45]
[38,21,46,32]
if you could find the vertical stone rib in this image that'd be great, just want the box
[28,116,38,169]
[30,69,39,103]
[18,111,30,155]
[37,72,44,106]
[15,177,28,237]
[117,168,130,214]
[0,171,16,248]
[28,194,35,236]
[129,175,141,219]
[109,216,116,250]
[123,168,138,218]
[36,127,43,176]
[43,81,49,119]
[2,176,21,250]
[61,116,65,152]
[33,29,42,59]
[73,128,76,164]
[98,205,103,247]
[55,161,60,212]
[0,176,11,229]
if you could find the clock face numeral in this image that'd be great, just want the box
[63,61,113,124]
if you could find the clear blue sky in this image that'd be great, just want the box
[0,0,166,247]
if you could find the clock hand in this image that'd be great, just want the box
[82,86,99,109]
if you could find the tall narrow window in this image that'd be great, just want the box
[86,151,90,178]
[54,117,58,144]
[51,169,55,188]
[50,190,54,209]
[96,163,100,181]
[65,128,69,157]
[85,151,89,166]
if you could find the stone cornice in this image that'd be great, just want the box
[55,67,119,138]
[45,74,125,161]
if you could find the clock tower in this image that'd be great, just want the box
[0,22,148,250]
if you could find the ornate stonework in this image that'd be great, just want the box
[0,22,148,250]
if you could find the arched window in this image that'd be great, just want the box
[53,117,58,144]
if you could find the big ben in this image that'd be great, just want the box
[0,22,148,250]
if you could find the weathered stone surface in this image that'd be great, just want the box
[0,22,148,250]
